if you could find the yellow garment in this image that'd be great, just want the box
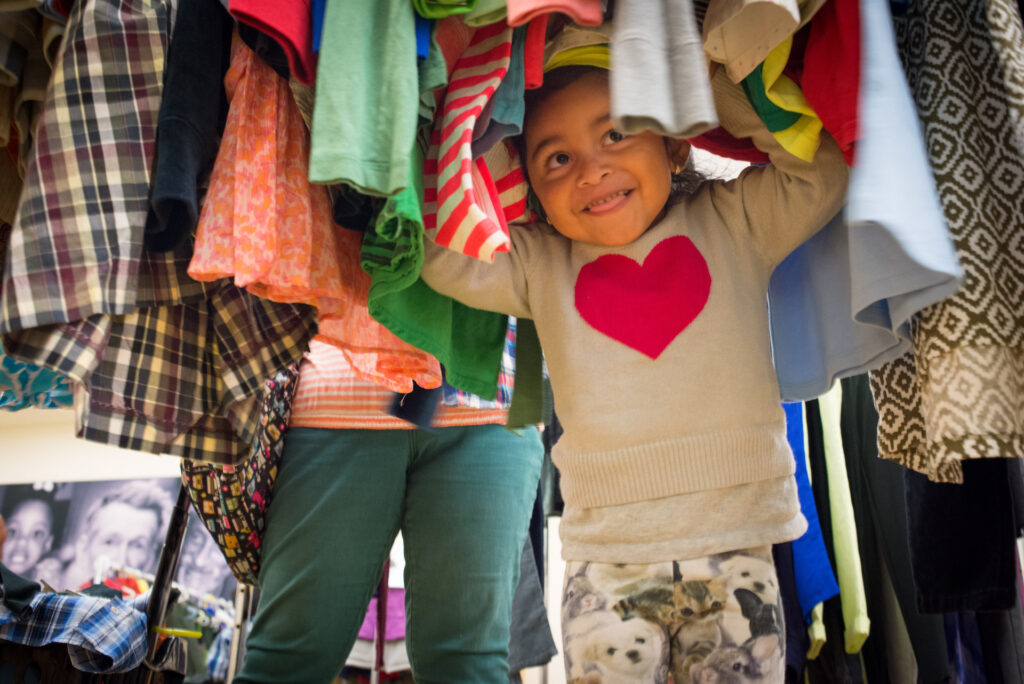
[806,601,827,659]
[818,383,871,654]
[543,44,610,72]
[762,37,822,162]
[542,21,611,72]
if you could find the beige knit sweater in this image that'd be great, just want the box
[421,74,849,562]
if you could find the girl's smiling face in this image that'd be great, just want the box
[524,70,686,246]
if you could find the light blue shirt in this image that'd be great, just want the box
[767,0,961,401]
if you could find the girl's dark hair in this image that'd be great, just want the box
[514,66,706,222]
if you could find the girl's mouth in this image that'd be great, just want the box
[583,189,633,214]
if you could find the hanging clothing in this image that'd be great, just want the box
[229,0,316,85]
[464,0,507,26]
[802,401,865,683]
[801,0,859,165]
[144,0,233,253]
[507,536,558,673]
[0,351,72,410]
[522,14,547,89]
[739,37,822,162]
[869,0,1024,482]
[472,25,526,158]
[702,0,826,83]
[412,0,477,19]
[441,318,516,409]
[189,32,339,303]
[181,364,300,586]
[0,8,50,224]
[772,542,809,683]
[767,0,961,402]
[817,385,870,653]
[189,33,439,394]
[839,374,953,683]
[505,0,603,27]
[0,0,315,464]
[424,21,513,263]
[0,0,167,329]
[781,402,839,619]
[904,459,1019,612]
[610,0,718,138]
[309,0,418,197]
[359,20,514,400]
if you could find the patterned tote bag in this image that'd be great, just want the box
[180,363,300,585]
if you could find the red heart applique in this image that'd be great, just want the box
[574,235,711,359]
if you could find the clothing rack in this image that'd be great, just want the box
[97,561,236,617]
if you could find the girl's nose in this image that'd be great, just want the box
[576,154,610,186]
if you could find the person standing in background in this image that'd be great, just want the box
[234,338,544,684]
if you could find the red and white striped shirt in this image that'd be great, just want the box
[424,22,521,263]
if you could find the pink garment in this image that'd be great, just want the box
[506,0,603,27]
[230,0,317,85]
[357,589,407,642]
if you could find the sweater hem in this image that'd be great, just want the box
[554,422,795,508]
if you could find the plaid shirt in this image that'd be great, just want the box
[0,0,315,464]
[205,622,232,681]
[442,317,516,409]
[0,592,148,673]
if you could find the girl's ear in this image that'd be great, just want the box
[664,138,692,174]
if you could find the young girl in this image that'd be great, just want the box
[421,59,848,683]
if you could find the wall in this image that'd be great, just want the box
[0,407,181,484]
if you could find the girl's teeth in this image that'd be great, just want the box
[589,190,626,209]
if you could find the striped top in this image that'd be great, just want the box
[290,339,509,429]
[424,21,523,263]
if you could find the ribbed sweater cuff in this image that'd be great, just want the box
[555,424,795,508]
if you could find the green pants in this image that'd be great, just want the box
[234,423,543,684]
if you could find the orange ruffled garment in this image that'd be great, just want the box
[189,32,441,393]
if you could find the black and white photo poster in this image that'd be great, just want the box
[0,477,236,600]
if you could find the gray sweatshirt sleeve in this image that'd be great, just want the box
[420,229,536,319]
[706,68,850,269]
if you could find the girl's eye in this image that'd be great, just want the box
[605,129,627,144]
[546,152,571,170]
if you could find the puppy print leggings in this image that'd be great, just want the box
[561,546,785,684]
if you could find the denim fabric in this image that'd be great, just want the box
[234,423,543,684]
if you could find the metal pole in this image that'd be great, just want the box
[226,583,251,682]
[144,483,191,664]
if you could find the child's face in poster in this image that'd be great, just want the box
[2,499,54,574]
